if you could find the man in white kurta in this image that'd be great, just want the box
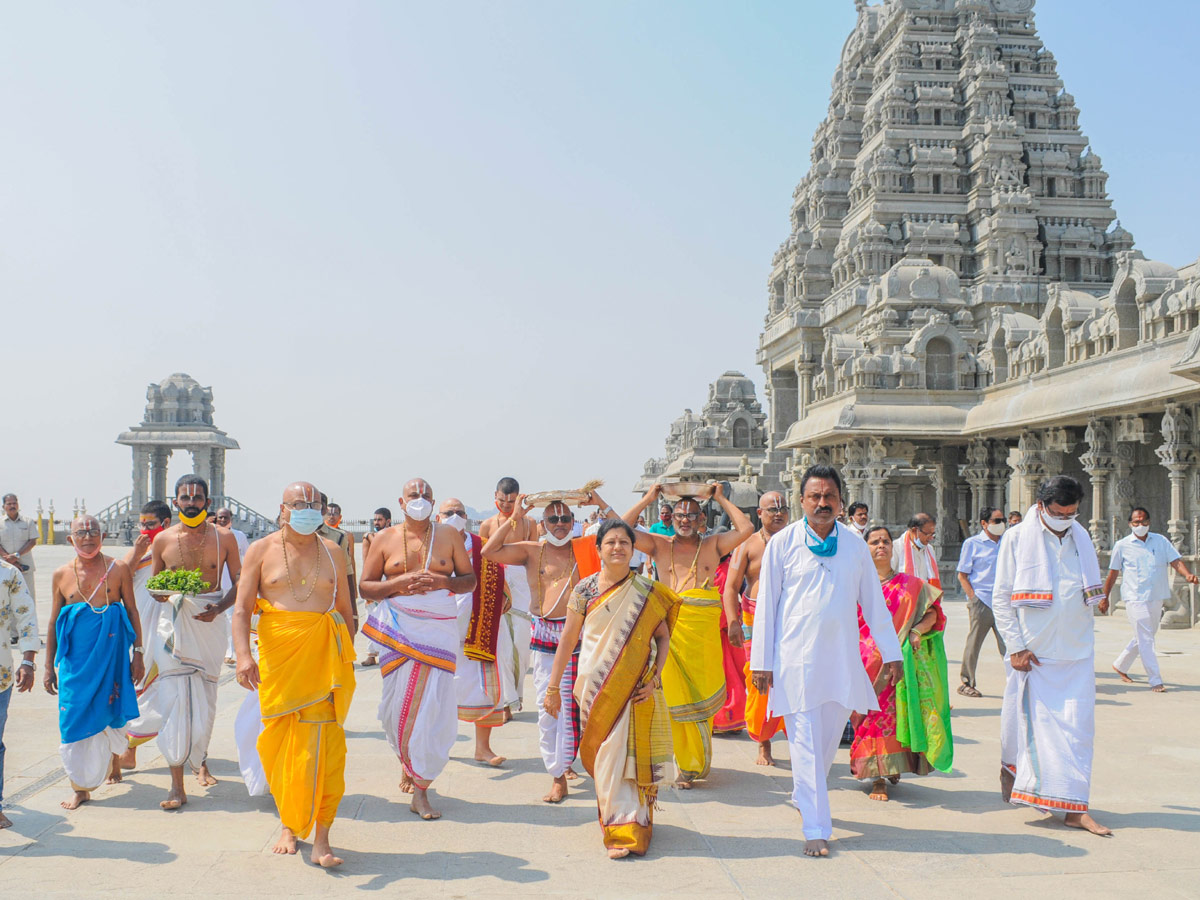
[892,513,940,586]
[750,467,903,857]
[1104,508,1198,691]
[992,477,1111,836]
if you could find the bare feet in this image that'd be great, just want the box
[224,656,237,666]
[161,770,187,811]
[399,772,415,794]
[804,839,830,857]
[868,778,889,801]
[675,773,694,790]
[118,746,137,770]
[0,812,11,829]
[362,653,378,667]
[1000,765,1015,803]
[1152,683,1167,693]
[473,730,506,767]
[409,787,441,820]
[543,775,568,804]
[607,848,630,859]
[61,790,90,810]
[755,741,775,767]
[1064,812,1112,836]
[565,767,580,781]
[273,827,298,854]
[105,754,123,785]
[310,823,344,867]
[1112,665,1134,684]
[194,762,218,787]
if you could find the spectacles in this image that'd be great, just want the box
[285,501,322,511]
[761,507,788,515]
[673,512,700,521]
[72,528,101,539]
[544,515,573,525]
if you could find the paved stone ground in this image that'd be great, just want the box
[1,546,1198,898]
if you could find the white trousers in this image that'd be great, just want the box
[783,702,850,841]
[1113,599,1163,686]
[61,728,127,792]
[532,651,578,778]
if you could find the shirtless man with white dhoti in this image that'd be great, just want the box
[121,475,241,810]
[482,489,617,803]
[479,477,536,713]
[361,478,475,820]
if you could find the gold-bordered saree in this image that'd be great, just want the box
[574,573,680,856]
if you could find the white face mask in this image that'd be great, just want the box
[405,498,433,522]
[544,529,572,547]
[986,522,1006,537]
[442,513,466,532]
[1131,524,1150,538]
[1040,508,1077,531]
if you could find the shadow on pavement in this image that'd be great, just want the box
[343,849,548,890]
[2,809,177,863]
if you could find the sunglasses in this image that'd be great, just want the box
[544,515,573,525]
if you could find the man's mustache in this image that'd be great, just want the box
[815,506,833,514]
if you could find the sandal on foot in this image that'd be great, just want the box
[957,684,982,697]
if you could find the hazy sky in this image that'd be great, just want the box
[2,1,1197,520]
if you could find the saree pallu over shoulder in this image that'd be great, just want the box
[575,574,680,781]
[463,533,508,662]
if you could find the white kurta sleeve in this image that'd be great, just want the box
[749,531,783,673]
[990,529,1025,654]
[857,551,902,664]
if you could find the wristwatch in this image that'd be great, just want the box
[132,646,145,654]
[19,659,34,668]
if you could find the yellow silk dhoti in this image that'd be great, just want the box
[661,586,725,780]
[256,598,356,839]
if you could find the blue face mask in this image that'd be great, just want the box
[287,508,324,535]
[803,518,838,557]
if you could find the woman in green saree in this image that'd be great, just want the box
[850,525,954,800]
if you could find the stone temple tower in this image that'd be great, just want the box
[757,0,1131,493]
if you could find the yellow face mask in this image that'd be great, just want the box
[178,508,208,528]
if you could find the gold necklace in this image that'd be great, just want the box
[669,537,703,593]
[176,523,210,572]
[282,534,322,602]
[402,520,432,573]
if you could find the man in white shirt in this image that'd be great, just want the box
[215,507,251,665]
[845,502,869,538]
[749,465,903,858]
[956,507,1007,697]
[1104,507,1198,692]
[893,513,940,587]
[0,495,38,602]
[992,475,1111,836]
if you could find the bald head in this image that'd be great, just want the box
[403,479,433,502]
[759,492,785,511]
[282,482,319,505]
[71,515,100,531]
[439,497,467,519]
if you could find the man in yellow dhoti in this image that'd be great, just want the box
[234,482,356,867]
[544,519,679,858]
[624,483,752,787]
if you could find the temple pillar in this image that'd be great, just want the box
[959,438,992,523]
[795,357,816,423]
[1080,416,1115,551]
[865,437,890,525]
[131,447,150,512]
[1015,430,1046,507]
[989,439,1013,512]
[211,449,226,498]
[1155,403,1195,551]
[151,447,171,501]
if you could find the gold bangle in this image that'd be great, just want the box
[545,685,561,694]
